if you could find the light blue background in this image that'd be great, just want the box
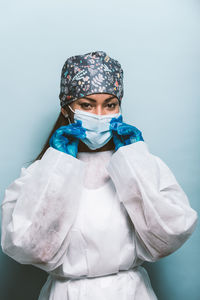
[0,0,199,299]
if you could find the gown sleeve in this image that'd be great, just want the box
[106,141,198,262]
[1,147,85,272]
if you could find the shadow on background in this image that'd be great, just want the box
[0,252,48,300]
[144,261,171,300]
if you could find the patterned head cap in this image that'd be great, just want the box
[59,50,124,107]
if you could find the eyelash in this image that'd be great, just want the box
[80,103,117,109]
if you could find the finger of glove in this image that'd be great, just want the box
[66,120,85,132]
[69,138,79,147]
[68,123,86,139]
[66,138,79,157]
[55,125,83,135]
[110,121,123,132]
[49,136,69,153]
[110,115,123,126]
[124,133,144,144]
[117,124,142,137]
[54,125,86,139]
[50,132,69,145]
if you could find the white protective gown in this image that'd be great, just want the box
[1,141,198,300]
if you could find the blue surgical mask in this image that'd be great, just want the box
[67,106,122,150]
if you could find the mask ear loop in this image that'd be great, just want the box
[64,105,75,124]
[68,105,75,114]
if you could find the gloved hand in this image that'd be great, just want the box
[49,120,86,157]
[110,116,144,151]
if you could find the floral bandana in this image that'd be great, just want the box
[59,50,124,108]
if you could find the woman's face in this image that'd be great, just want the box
[61,93,120,122]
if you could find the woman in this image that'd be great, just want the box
[1,51,198,299]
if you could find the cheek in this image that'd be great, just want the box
[103,108,119,115]
[113,105,120,114]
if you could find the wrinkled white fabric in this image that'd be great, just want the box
[77,149,114,189]
[0,141,198,299]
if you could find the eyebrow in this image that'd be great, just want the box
[82,95,117,103]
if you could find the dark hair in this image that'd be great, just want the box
[27,111,69,165]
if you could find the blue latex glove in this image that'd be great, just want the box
[49,120,86,157]
[110,116,144,151]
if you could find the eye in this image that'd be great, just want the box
[107,102,118,109]
[80,102,93,109]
